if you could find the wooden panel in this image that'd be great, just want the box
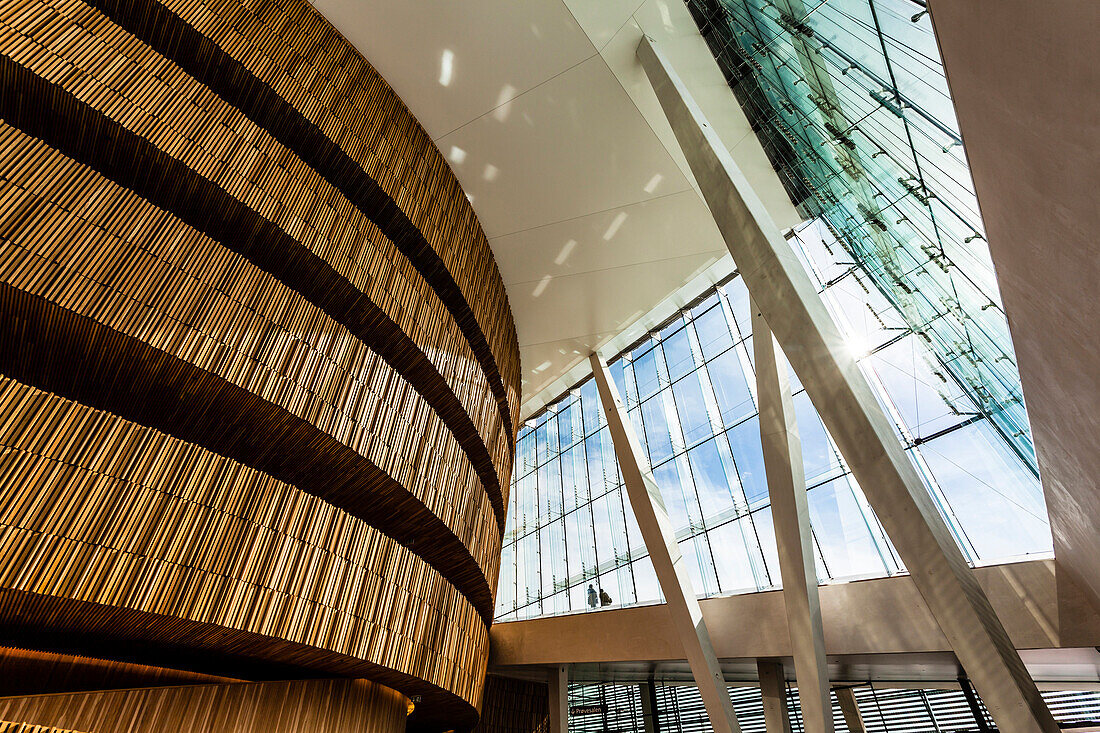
[0,678,407,733]
[0,647,240,697]
[0,32,508,529]
[473,676,550,733]
[0,721,89,733]
[0,278,498,617]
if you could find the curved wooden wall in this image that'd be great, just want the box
[0,0,519,728]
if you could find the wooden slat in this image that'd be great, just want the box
[0,678,409,732]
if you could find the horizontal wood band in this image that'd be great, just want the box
[0,647,242,698]
[0,591,477,728]
[0,282,496,624]
[0,52,506,529]
[83,0,516,441]
[0,676,410,733]
[1,719,90,733]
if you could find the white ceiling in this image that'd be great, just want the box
[310,0,800,419]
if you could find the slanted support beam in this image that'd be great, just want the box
[753,308,833,733]
[758,660,793,733]
[959,675,994,733]
[548,664,567,733]
[636,33,1057,733]
[835,688,866,733]
[590,352,742,733]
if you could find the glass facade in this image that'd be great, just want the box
[566,681,1100,733]
[682,0,1035,469]
[496,254,1049,622]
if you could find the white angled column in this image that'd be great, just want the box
[589,353,742,733]
[753,307,833,733]
[636,33,1057,733]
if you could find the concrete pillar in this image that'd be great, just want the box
[835,688,865,733]
[636,33,1058,733]
[758,660,793,733]
[548,664,567,733]
[640,679,660,733]
[590,353,741,733]
[753,308,834,733]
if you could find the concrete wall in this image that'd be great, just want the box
[929,0,1100,615]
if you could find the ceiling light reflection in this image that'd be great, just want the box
[603,212,628,241]
[658,2,674,31]
[532,275,552,297]
[494,84,517,122]
[439,49,454,86]
[554,239,577,266]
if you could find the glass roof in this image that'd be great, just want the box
[684,0,1034,469]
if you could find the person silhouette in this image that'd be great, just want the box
[587,584,598,609]
[599,588,613,607]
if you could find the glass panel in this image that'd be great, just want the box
[807,475,889,580]
[707,348,755,428]
[633,347,662,401]
[709,517,766,593]
[663,326,696,381]
[726,416,768,508]
[917,420,1051,561]
[693,302,735,361]
[640,395,675,465]
[540,520,566,598]
[793,391,846,487]
[686,438,739,525]
[632,556,662,604]
[672,372,712,447]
